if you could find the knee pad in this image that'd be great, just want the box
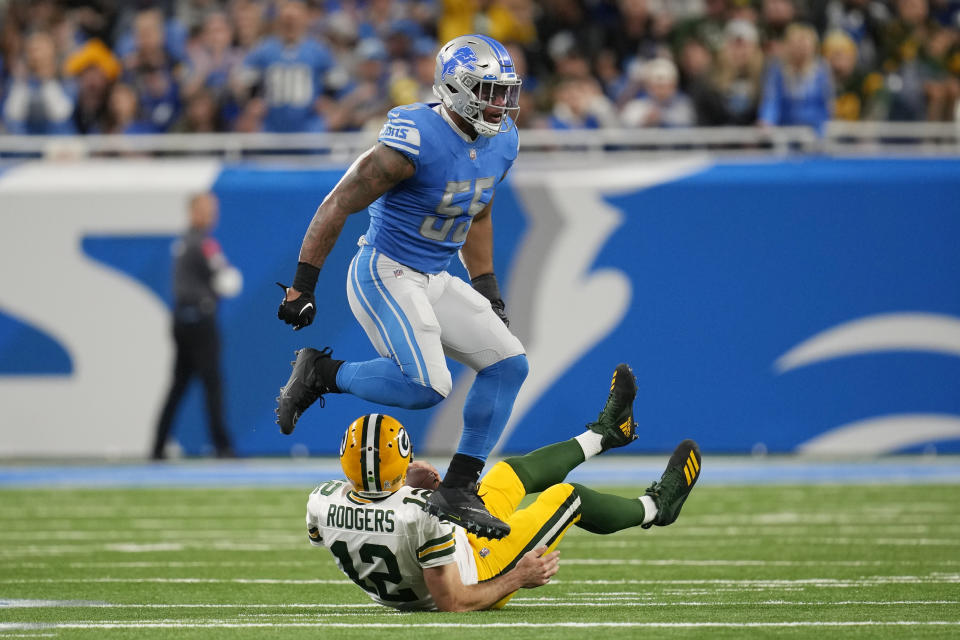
[487,354,529,387]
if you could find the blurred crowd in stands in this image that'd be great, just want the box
[1,0,958,137]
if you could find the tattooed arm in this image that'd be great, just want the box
[286,143,415,300]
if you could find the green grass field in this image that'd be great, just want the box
[1,483,959,639]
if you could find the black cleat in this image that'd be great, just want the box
[641,439,702,528]
[275,347,335,435]
[423,484,511,540]
[586,363,638,452]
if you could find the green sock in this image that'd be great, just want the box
[504,439,585,494]
[571,483,646,534]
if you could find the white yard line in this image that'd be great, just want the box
[3,575,959,586]
[2,621,960,630]
[2,559,958,570]
[558,559,960,567]
[3,600,957,609]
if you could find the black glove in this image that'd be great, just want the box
[471,273,509,327]
[276,282,316,330]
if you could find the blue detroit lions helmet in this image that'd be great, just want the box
[433,34,521,138]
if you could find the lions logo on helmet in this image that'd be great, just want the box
[433,34,521,138]
[340,414,412,498]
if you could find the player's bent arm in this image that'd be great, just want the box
[422,545,559,612]
[459,197,495,279]
[295,143,415,278]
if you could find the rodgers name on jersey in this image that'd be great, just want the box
[364,103,519,275]
[306,480,478,611]
[324,502,396,533]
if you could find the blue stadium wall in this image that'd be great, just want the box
[1,156,959,457]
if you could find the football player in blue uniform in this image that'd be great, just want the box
[275,34,526,540]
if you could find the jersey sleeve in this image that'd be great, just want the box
[413,514,458,569]
[305,488,327,548]
[377,106,426,172]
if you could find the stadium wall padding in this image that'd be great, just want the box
[1,156,959,457]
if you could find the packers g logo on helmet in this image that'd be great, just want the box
[339,414,412,497]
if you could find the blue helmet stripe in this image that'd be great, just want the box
[472,34,514,73]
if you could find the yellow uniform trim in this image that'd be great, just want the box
[466,462,583,609]
[689,450,700,472]
[417,538,455,560]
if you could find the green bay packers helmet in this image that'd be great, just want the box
[339,414,413,497]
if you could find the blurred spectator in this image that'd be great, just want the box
[237,0,334,132]
[548,35,594,81]
[63,38,121,133]
[326,38,391,132]
[183,11,242,127]
[171,86,223,132]
[383,18,423,64]
[548,75,620,128]
[357,0,408,41]
[123,8,183,132]
[3,31,76,135]
[533,0,603,79]
[0,0,956,138]
[930,0,960,27]
[812,0,890,70]
[63,1,120,46]
[231,0,266,51]
[604,0,672,72]
[672,0,735,53]
[881,0,960,121]
[115,3,188,63]
[678,37,722,123]
[175,0,222,34]
[438,0,537,47]
[104,82,153,134]
[388,36,438,106]
[823,29,889,119]
[621,57,696,127]
[758,23,834,133]
[761,0,800,55]
[323,11,361,97]
[712,19,765,124]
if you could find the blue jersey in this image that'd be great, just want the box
[365,103,519,274]
[243,37,333,132]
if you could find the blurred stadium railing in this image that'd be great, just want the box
[1,122,957,164]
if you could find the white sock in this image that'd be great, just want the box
[574,430,604,460]
[639,495,658,525]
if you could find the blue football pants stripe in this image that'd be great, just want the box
[348,250,395,362]
[356,247,431,387]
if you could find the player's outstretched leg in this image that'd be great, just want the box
[505,362,640,494]
[641,439,702,528]
[571,439,702,534]
[583,363,638,453]
[275,347,342,434]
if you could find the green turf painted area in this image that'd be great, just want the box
[1,484,958,639]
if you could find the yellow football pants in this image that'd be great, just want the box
[467,461,583,609]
